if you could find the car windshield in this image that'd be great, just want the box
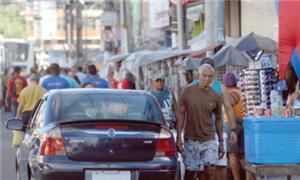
[52,93,163,124]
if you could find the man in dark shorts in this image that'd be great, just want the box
[177,64,225,180]
[223,72,245,180]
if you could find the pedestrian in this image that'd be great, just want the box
[82,64,109,88]
[223,72,246,180]
[39,66,51,85]
[82,82,95,88]
[191,58,238,180]
[177,64,224,180]
[1,68,9,111]
[72,65,87,84]
[121,71,136,89]
[16,74,47,131]
[41,63,70,90]
[111,62,122,89]
[150,72,177,129]
[25,67,39,84]
[61,68,80,88]
[5,66,28,117]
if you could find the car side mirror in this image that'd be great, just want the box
[6,119,24,131]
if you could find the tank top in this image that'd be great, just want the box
[224,88,244,123]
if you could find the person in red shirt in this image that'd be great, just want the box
[5,66,28,117]
[121,72,136,89]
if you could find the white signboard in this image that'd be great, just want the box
[101,11,118,26]
[148,0,170,29]
[36,1,57,40]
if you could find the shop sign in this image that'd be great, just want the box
[187,4,202,21]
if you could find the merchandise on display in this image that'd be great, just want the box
[240,68,277,116]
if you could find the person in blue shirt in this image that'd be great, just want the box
[42,63,70,90]
[82,64,109,88]
[61,68,80,88]
[150,72,177,129]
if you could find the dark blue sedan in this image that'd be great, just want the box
[6,89,178,180]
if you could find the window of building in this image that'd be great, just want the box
[27,21,34,31]
[57,19,65,31]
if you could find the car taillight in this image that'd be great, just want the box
[155,128,176,157]
[40,127,66,156]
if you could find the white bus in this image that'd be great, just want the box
[0,38,35,75]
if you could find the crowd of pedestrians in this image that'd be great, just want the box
[0,58,248,180]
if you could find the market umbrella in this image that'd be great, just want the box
[235,32,278,53]
[211,45,249,67]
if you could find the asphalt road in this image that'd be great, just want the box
[1,110,17,180]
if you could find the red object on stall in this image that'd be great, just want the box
[279,1,300,80]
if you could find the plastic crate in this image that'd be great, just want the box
[244,116,300,164]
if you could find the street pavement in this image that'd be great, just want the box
[1,110,16,180]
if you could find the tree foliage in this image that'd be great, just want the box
[0,3,26,38]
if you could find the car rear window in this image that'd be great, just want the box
[52,93,164,124]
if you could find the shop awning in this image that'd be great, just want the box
[189,44,223,58]
[105,54,129,64]
[122,50,193,77]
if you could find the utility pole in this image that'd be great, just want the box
[124,0,134,53]
[217,0,225,45]
[205,0,225,46]
[76,0,83,65]
[176,0,187,50]
[65,2,71,64]
[205,0,217,46]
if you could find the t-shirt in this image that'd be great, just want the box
[192,79,224,131]
[17,83,47,112]
[121,79,135,89]
[62,76,80,88]
[7,75,28,102]
[82,76,109,88]
[151,88,175,124]
[179,85,222,141]
[42,76,70,90]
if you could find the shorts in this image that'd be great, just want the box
[227,123,244,154]
[183,139,218,171]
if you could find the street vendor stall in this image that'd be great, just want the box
[244,116,300,180]
[121,50,193,97]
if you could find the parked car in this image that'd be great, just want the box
[6,89,178,180]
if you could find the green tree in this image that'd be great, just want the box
[0,3,26,38]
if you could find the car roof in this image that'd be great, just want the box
[45,89,149,97]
